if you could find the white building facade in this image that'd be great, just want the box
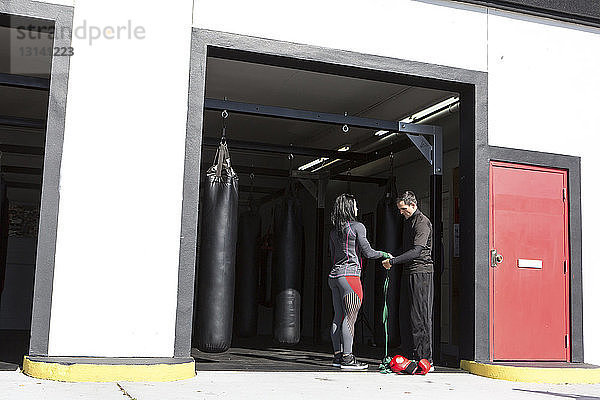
[0,0,598,380]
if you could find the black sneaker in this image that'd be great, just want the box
[340,354,368,370]
[332,353,343,367]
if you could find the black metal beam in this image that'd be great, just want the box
[0,73,50,90]
[202,137,368,162]
[5,181,41,190]
[0,115,46,130]
[328,137,413,177]
[430,174,443,363]
[203,99,442,175]
[0,144,44,155]
[202,164,288,178]
[313,206,325,344]
[432,126,443,175]
[1,166,43,175]
[238,184,278,194]
[326,127,442,177]
[201,162,387,185]
[203,98,442,181]
[313,175,327,343]
[328,174,386,186]
[406,134,432,164]
[204,98,436,136]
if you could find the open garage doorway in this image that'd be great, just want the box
[0,11,65,370]
[190,55,461,371]
[182,30,477,372]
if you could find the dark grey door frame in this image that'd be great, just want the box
[486,147,583,362]
[0,0,74,356]
[179,28,492,361]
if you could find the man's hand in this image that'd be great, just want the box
[382,259,392,269]
[382,251,393,259]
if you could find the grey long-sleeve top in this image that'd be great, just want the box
[328,221,384,278]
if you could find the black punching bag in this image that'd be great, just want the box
[234,204,261,337]
[0,179,8,306]
[374,179,403,347]
[258,229,273,307]
[195,141,238,353]
[272,189,303,345]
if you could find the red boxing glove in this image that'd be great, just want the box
[389,355,418,375]
[416,359,431,375]
[389,355,407,373]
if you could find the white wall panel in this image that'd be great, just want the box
[48,0,193,356]
[192,0,488,72]
[488,11,600,364]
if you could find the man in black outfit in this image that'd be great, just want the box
[382,191,434,368]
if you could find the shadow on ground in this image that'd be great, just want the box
[0,330,29,371]
[514,389,600,400]
[192,336,464,373]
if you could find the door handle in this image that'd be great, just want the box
[491,249,503,267]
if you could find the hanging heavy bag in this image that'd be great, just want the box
[374,178,403,347]
[195,140,239,353]
[0,180,8,304]
[258,229,274,307]
[234,202,261,338]
[272,185,303,345]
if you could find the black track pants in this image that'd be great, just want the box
[399,272,433,362]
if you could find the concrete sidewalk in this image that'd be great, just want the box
[2,370,600,399]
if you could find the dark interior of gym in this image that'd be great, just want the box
[191,52,463,372]
[0,18,53,370]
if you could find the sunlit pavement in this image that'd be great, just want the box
[2,369,600,400]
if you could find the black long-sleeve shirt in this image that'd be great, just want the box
[389,245,423,265]
[390,209,433,274]
[329,221,384,278]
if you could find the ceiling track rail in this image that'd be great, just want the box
[204,98,436,136]
[203,98,443,175]
[0,73,50,91]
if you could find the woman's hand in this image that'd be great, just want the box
[382,259,392,269]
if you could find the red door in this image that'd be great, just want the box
[489,161,570,361]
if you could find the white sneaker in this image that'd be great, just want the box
[340,354,368,370]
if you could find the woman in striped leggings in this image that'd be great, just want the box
[328,194,391,370]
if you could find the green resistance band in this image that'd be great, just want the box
[379,269,394,374]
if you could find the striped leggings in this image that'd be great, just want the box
[328,276,363,355]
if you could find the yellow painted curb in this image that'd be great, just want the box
[461,360,600,384]
[23,356,196,382]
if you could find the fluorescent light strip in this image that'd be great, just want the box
[375,97,460,136]
[298,157,328,171]
[409,96,459,121]
[311,159,341,172]
[297,146,350,171]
